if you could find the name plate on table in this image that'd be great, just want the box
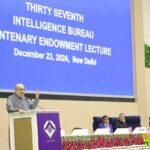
[114,128,130,134]
[70,129,89,136]
[132,127,150,134]
[94,128,110,135]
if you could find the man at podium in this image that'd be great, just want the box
[6,83,39,113]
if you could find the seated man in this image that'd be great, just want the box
[98,115,113,133]
[115,113,128,129]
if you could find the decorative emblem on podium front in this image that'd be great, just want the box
[44,120,56,138]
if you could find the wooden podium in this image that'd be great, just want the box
[9,110,61,150]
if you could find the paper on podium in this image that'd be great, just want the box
[114,128,130,134]
[94,128,110,135]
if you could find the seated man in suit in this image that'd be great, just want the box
[98,115,113,133]
[115,113,128,129]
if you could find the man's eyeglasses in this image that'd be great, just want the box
[18,88,25,91]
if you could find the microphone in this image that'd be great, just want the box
[37,105,45,110]
[24,96,30,100]
[24,96,45,110]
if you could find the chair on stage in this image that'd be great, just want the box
[126,116,141,130]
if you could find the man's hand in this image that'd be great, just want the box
[35,91,39,99]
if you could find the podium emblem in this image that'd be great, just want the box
[44,120,56,138]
